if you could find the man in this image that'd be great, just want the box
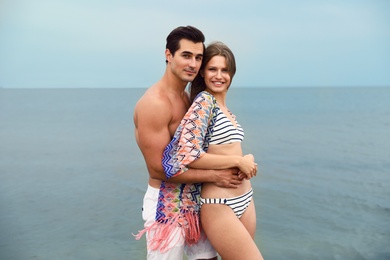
[133,26,243,260]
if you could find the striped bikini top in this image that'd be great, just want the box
[209,106,244,145]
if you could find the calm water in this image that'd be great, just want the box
[0,87,389,259]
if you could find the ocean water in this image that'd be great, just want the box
[0,87,389,260]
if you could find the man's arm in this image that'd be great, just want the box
[172,167,243,188]
[135,95,172,181]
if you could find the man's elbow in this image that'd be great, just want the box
[149,170,167,181]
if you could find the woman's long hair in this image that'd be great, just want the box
[189,41,236,102]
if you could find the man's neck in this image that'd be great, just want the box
[161,72,188,95]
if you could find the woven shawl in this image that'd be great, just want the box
[133,91,217,252]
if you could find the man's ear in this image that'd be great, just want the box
[200,70,204,77]
[165,49,172,62]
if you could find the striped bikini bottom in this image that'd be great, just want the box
[200,189,253,219]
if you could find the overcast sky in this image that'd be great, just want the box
[0,0,389,88]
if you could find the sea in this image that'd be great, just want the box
[0,87,389,260]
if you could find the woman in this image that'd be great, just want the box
[163,41,263,259]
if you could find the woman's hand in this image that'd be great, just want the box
[237,154,258,179]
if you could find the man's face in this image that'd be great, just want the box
[166,39,204,83]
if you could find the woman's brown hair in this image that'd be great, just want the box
[189,41,236,102]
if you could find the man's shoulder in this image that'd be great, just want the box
[135,86,172,118]
[137,86,170,106]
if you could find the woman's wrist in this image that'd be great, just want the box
[235,155,244,168]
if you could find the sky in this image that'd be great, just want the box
[0,0,389,88]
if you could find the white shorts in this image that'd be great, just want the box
[142,185,217,260]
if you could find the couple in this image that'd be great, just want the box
[133,25,264,260]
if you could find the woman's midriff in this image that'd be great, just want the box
[202,142,253,198]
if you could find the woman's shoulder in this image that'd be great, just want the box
[194,91,216,103]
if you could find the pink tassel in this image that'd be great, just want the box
[183,211,201,246]
[132,212,201,252]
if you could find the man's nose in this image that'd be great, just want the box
[189,57,197,67]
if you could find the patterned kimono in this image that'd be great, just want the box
[134,91,218,252]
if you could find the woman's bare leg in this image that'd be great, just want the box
[201,203,263,260]
[239,199,257,239]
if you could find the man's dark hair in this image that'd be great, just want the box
[165,25,205,63]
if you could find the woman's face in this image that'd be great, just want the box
[202,55,231,95]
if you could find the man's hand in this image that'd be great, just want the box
[213,168,243,188]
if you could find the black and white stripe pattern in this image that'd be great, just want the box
[209,109,244,145]
[200,189,253,218]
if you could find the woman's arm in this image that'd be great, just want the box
[162,92,255,179]
[189,153,257,179]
